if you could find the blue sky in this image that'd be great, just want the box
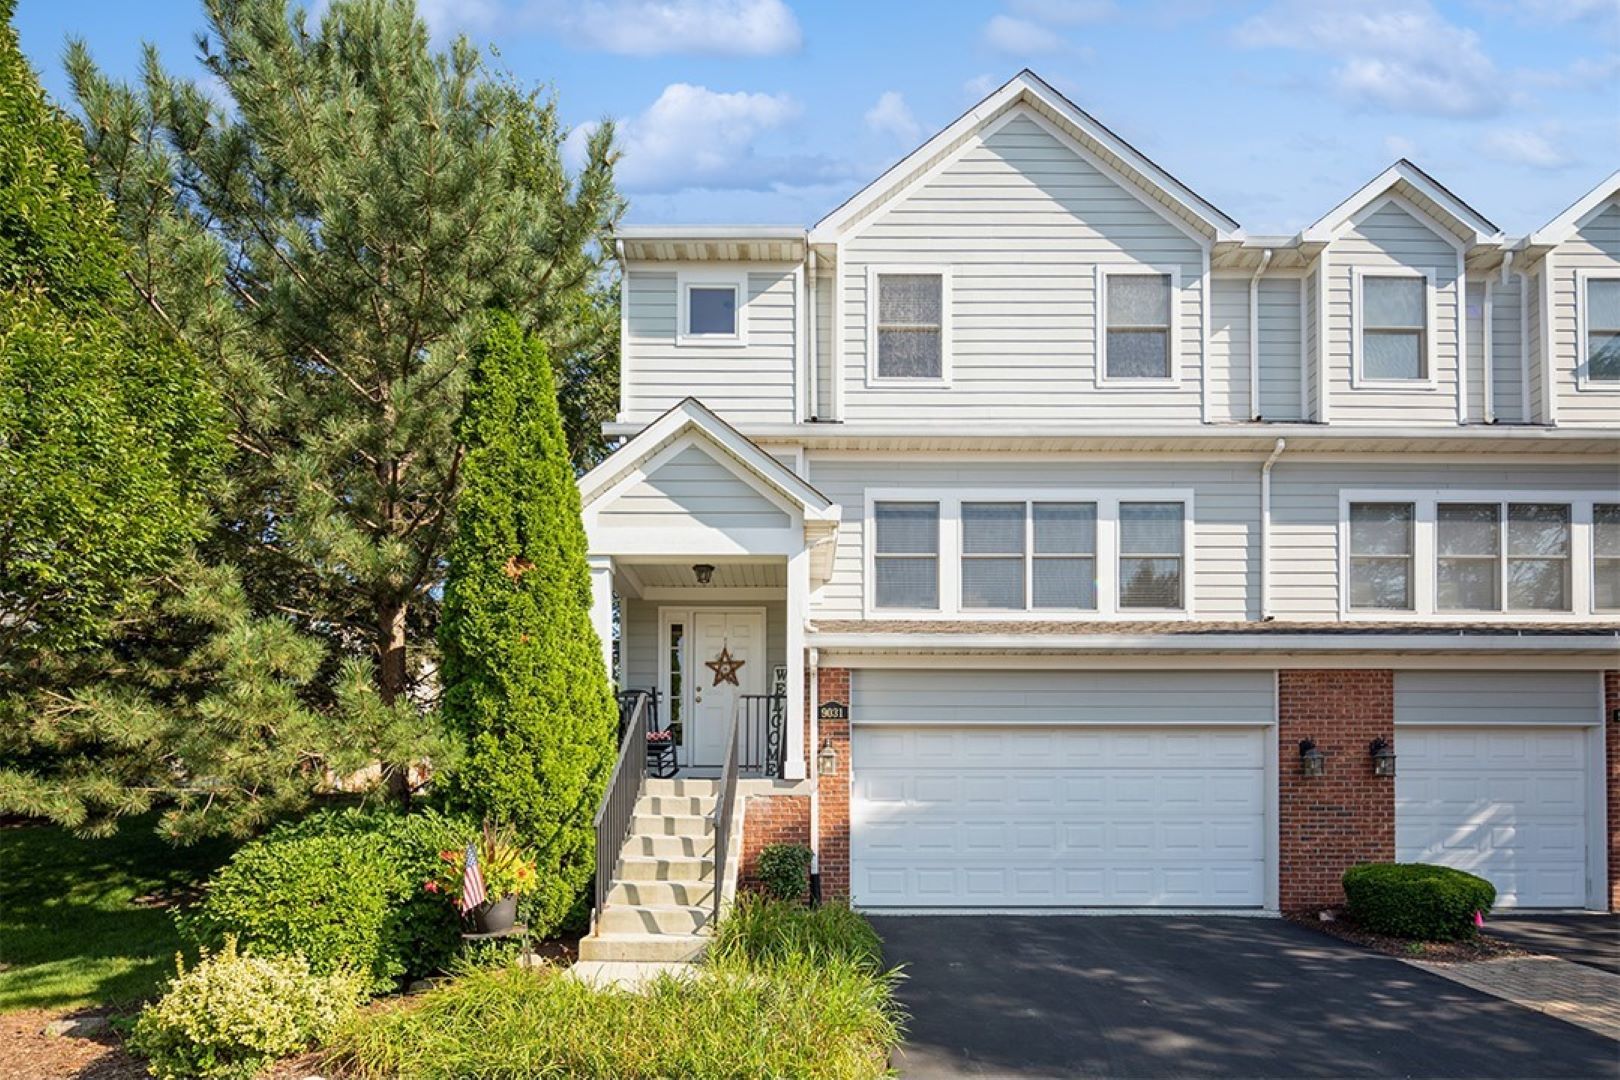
[14,0,1619,235]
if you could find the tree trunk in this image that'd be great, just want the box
[378,596,413,806]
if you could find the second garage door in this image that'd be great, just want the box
[848,670,1272,909]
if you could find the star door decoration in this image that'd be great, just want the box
[706,646,745,687]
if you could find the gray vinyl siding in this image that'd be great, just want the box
[1327,202,1461,424]
[1526,268,1546,422]
[1491,276,1526,423]
[597,445,791,531]
[621,598,787,694]
[621,267,797,426]
[813,267,834,419]
[1552,202,1620,426]
[1465,281,1487,423]
[1259,278,1304,420]
[1267,461,1620,619]
[805,457,1258,621]
[1395,671,1598,726]
[1209,276,1250,422]
[853,669,1274,726]
[1304,269,1320,420]
[840,113,1206,423]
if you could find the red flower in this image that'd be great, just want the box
[423,880,440,893]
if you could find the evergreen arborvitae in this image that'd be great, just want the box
[439,313,616,935]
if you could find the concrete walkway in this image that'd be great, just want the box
[1407,954,1620,1041]
[566,959,697,991]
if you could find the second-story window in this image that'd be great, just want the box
[1033,503,1098,610]
[687,286,738,337]
[1118,502,1184,609]
[1104,273,1173,380]
[1596,504,1620,611]
[873,501,939,610]
[1437,503,1500,611]
[1360,275,1427,382]
[1348,502,1414,610]
[1506,503,1570,611]
[961,502,1025,610]
[1585,277,1620,382]
[875,273,944,379]
[676,271,747,346]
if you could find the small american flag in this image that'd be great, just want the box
[459,842,487,913]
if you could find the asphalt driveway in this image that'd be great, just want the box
[870,915,1619,1078]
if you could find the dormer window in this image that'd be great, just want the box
[1354,271,1431,385]
[676,271,747,346]
[869,269,949,383]
[1581,274,1620,384]
[1096,267,1179,386]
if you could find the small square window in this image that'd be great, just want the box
[1360,276,1427,381]
[1105,274,1172,380]
[687,286,738,337]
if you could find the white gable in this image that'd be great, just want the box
[597,444,791,531]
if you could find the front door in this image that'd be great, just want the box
[687,611,766,768]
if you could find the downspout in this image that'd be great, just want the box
[807,643,822,904]
[807,250,820,420]
[1249,249,1274,421]
[1259,438,1287,621]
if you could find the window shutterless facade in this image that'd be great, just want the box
[865,490,1190,619]
[867,268,950,384]
[1341,492,1613,619]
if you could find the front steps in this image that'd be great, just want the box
[579,778,742,964]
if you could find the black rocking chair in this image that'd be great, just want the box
[618,689,677,779]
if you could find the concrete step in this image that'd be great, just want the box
[578,932,708,963]
[644,778,721,798]
[599,903,713,936]
[607,879,716,907]
[630,813,714,837]
[615,855,714,882]
[635,794,716,817]
[621,834,716,858]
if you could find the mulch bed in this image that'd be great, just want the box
[1286,909,1532,963]
[0,1009,144,1080]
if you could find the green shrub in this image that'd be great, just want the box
[1342,862,1496,941]
[711,896,884,971]
[129,938,362,1080]
[327,955,903,1080]
[755,843,813,901]
[181,808,474,995]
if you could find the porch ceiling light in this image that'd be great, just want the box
[1298,739,1326,778]
[692,563,715,585]
[1369,737,1396,778]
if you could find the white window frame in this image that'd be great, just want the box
[863,487,1195,621]
[1337,490,1606,621]
[1594,503,1620,612]
[676,269,748,347]
[865,265,952,388]
[1575,268,1620,392]
[1095,264,1182,389]
[1350,266,1438,390]
[871,500,942,612]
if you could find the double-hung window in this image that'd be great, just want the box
[1505,503,1570,611]
[1118,502,1185,609]
[1347,502,1414,610]
[1033,503,1098,610]
[1595,504,1620,611]
[1436,503,1500,611]
[1581,274,1620,384]
[1101,271,1174,382]
[871,271,946,381]
[957,502,1101,611]
[1357,273,1428,383]
[873,502,939,610]
[961,503,1026,610]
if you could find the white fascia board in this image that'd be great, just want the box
[805,631,1620,654]
[1524,170,1620,247]
[1303,161,1501,248]
[809,70,1240,244]
[578,398,839,522]
[614,225,807,241]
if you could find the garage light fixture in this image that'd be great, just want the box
[817,739,839,777]
[1368,737,1396,777]
[1298,739,1326,778]
[692,563,715,585]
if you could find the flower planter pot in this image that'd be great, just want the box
[473,895,518,934]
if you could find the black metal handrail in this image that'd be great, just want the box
[593,691,649,928]
[734,693,788,778]
[711,700,744,923]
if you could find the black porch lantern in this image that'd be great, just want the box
[1298,739,1326,778]
[692,563,715,585]
[1369,737,1396,777]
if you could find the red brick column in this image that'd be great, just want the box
[1278,670,1396,912]
[739,794,810,892]
[1606,671,1618,913]
[815,667,852,899]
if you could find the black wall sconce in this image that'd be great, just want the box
[1298,739,1325,777]
[1369,736,1396,777]
[692,563,715,585]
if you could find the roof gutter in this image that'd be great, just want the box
[1259,437,1286,620]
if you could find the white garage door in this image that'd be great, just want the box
[1396,727,1589,909]
[851,724,1267,908]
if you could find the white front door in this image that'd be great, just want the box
[687,611,766,768]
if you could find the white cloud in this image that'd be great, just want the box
[1479,127,1572,170]
[418,0,498,36]
[864,91,922,144]
[1383,134,1419,160]
[963,73,1001,99]
[612,83,846,193]
[1477,0,1618,23]
[524,0,802,56]
[1234,1,1506,117]
[1006,0,1114,24]
[983,14,1067,54]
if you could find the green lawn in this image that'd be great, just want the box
[0,817,237,1011]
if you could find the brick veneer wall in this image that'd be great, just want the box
[1278,670,1396,912]
[816,666,852,899]
[1606,670,1618,913]
[739,793,810,892]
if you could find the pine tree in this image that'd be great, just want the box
[439,313,616,935]
[65,0,621,798]
[0,0,218,667]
